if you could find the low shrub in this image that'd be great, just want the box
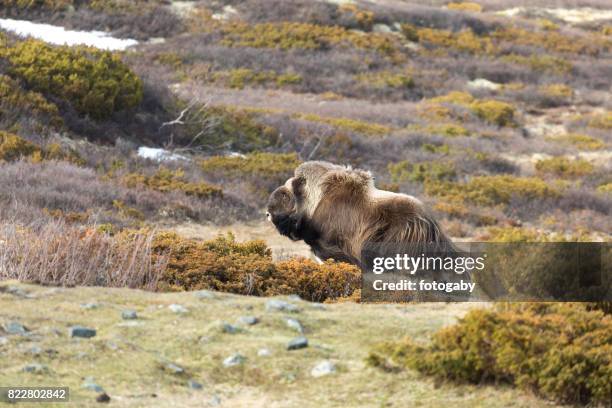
[446,2,482,12]
[153,232,360,301]
[0,74,63,132]
[558,133,605,150]
[469,99,516,127]
[501,54,572,75]
[597,182,612,194]
[355,70,414,89]
[588,112,612,130]
[219,21,399,56]
[367,303,612,406]
[406,26,493,54]
[6,39,143,120]
[388,160,456,183]
[539,83,573,98]
[535,157,594,178]
[121,167,223,199]
[0,132,85,165]
[200,152,300,180]
[298,114,393,136]
[0,131,40,161]
[424,123,469,137]
[210,68,302,89]
[425,175,559,206]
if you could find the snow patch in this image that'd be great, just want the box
[138,147,187,162]
[0,18,137,50]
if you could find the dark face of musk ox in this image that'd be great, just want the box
[266,185,301,240]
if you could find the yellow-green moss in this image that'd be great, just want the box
[0,131,40,161]
[535,157,594,178]
[424,123,470,137]
[558,133,605,150]
[447,2,482,12]
[355,70,414,89]
[502,54,572,75]
[425,175,559,206]
[597,182,612,194]
[588,112,612,130]
[200,152,300,178]
[219,21,399,56]
[6,39,143,120]
[298,114,393,136]
[469,100,516,127]
[539,83,573,98]
[121,167,223,199]
[388,160,456,183]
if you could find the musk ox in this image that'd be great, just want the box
[266,161,457,271]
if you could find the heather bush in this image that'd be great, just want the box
[0,131,40,161]
[153,232,360,301]
[388,160,456,183]
[5,39,143,120]
[425,175,559,206]
[535,157,594,178]
[121,167,223,199]
[558,133,605,150]
[367,303,612,405]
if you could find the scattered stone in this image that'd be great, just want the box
[70,326,96,338]
[467,78,501,91]
[220,322,242,334]
[194,290,215,300]
[164,362,185,375]
[311,360,337,377]
[373,23,393,33]
[223,353,246,367]
[266,299,299,313]
[209,395,221,407]
[287,294,302,301]
[82,378,104,393]
[96,393,111,403]
[287,336,308,350]
[187,379,203,390]
[117,321,144,327]
[23,363,47,374]
[81,302,99,310]
[257,348,272,357]
[28,345,42,355]
[0,336,8,345]
[238,316,258,326]
[311,303,326,311]
[285,317,304,334]
[4,286,30,298]
[121,310,138,320]
[3,321,27,335]
[168,304,189,314]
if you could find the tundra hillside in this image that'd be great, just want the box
[0,0,610,407]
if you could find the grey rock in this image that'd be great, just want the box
[238,316,258,326]
[287,336,308,350]
[82,379,104,393]
[80,302,99,310]
[0,336,8,345]
[223,353,246,367]
[209,395,221,407]
[311,360,336,377]
[28,345,42,355]
[221,322,242,334]
[121,310,138,320]
[69,326,96,338]
[287,294,302,301]
[311,303,326,310]
[164,362,185,375]
[117,321,144,327]
[257,348,272,357]
[3,321,27,335]
[168,304,189,314]
[265,299,299,313]
[23,363,47,373]
[285,317,304,334]
[194,290,215,300]
[5,286,30,298]
[187,379,203,390]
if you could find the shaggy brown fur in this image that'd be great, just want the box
[267,161,455,270]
